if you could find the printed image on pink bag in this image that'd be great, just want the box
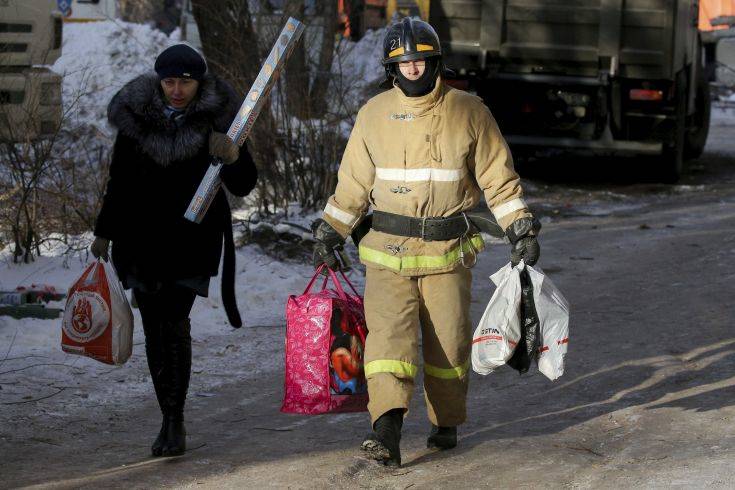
[281,265,368,415]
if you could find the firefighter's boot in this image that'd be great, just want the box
[427,425,457,449]
[361,408,403,467]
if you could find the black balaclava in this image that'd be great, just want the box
[394,57,441,97]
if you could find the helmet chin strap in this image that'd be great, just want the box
[394,58,441,97]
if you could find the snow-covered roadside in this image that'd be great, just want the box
[0,244,365,407]
[712,104,735,125]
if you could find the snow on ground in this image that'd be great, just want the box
[712,104,735,124]
[0,237,357,352]
[0,241,365,406]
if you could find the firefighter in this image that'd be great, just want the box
[311,18,540,467]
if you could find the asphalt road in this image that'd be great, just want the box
[2,115,735,489]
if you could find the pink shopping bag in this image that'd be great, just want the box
[281,265,368,414]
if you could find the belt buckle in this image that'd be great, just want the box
[421,217,438,241]
[420,217,428,241]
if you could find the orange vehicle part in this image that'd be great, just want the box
[700,0,735,31]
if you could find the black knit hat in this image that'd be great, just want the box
[154,44,207,81]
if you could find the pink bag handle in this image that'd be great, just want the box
[302,265,361,300]
[325,268,348,300]
[302,264,327,295]
[336,269,360,297]
[302,264,347,301]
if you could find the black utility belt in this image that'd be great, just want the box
[371,211,474,241]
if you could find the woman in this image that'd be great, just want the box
[90,44,258,457]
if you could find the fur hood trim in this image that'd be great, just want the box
[108,73,239,166]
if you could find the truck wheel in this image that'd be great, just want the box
[684,72,711,160]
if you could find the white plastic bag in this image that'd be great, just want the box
[526,265,570,381]
[471,262,523,375]
[61,260,134,365]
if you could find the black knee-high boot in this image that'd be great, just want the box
[138,294,169,457]
[146,338,169,456]
[161,318,192,456]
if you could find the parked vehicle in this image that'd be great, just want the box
[0,0,63,141]
[430,0,713,181]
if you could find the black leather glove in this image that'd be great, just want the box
[209,131,240,164]
[90,237,110,261]
[311,219,345,271]
[506,217,541,266]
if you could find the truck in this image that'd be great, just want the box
[430,0,712,182]
[0,0,63,142]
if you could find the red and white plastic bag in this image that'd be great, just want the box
[471,262,523,375]
[61,260,133,365]
[526,265,570,380]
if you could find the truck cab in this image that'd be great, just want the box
[0,0,63,141]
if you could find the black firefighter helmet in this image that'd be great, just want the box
[382,17,442,66]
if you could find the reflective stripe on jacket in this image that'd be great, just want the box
[323,79,531,276]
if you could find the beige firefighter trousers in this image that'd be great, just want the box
[363,265,473,426]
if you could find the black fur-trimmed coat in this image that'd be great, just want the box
[95,73,257,327]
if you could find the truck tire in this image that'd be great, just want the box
[684,72,711,160]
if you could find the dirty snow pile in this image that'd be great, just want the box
[52,20,179,133]
[712,91,735,124]
[332,27,385,111]
[334,28,385,85]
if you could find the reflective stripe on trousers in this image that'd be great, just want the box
[363,265,473,426]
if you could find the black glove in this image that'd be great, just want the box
[506,217,541,266]
[90,237,110,261]
[350,213,373,247]
[209,131,240,164]
[311,219,345,271]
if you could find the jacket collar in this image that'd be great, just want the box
[394,76,445,115]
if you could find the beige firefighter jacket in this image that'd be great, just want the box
[323,78,532,276]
